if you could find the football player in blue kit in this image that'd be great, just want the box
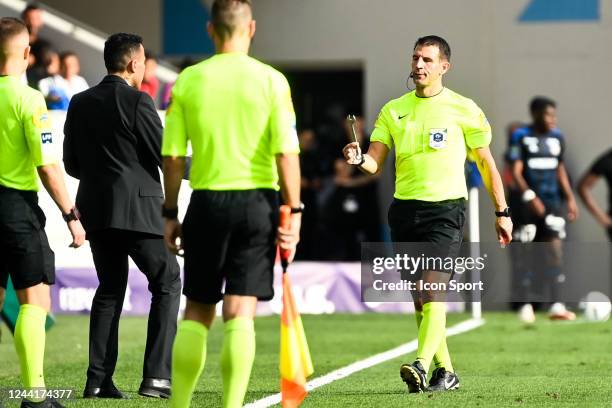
[508,97,578,321]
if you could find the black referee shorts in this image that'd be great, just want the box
[0,186,55,290]
[388,198,466,279]
[182,189,279,304]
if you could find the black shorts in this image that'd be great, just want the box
[0,186,55,290]
[182,189,279,303]
[388,198,466,279]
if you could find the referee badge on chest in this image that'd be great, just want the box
[429,128,448,150]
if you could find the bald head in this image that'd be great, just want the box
[0,18,29,72]
[210,0,253,41]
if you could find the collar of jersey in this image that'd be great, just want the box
[414,87,446,99]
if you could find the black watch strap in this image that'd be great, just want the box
[290,203,305,214]
[62,207,80,222]
[495,207,511,217]
[162,206,179,219]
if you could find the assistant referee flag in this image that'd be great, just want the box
[280,272,314,408]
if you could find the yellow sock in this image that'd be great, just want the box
[221,317,255,408]
[416,302,447,372]
[14,304,47,401]
[170,320,208,408]
[414,309,453,372]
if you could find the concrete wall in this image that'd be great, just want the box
[43,0,162,52]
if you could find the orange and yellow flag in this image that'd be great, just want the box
[280,273,314,408]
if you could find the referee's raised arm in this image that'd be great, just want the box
[160,1,301,407]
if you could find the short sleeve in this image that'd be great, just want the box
[462,101,492,150]
[558,134,565,162]
[22,91,58,167]
[370,105,394,149]
[269,72,299,154]
[506,129,523,162]
[161,76,188,157]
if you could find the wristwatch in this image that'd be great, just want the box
[495,207,511,218]
[62,207,80,222]
[290,202,305,214]
[162,206,179,219]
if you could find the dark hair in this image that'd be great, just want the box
[0,17,28,46]
[413,35,451,61]
[144,49,157,62]
[104,33,142,73]
[40,47,58,67]
[21,3,41,18]
[211,0,252,40]
[60,51,77,62]
[529,96,556,115]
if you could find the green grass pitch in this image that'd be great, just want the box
[1,313,611,407]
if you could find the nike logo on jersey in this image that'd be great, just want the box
[398,114,408,120]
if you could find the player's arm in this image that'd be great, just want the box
[471,146,512,245]
[511,159,546,218]
[510,159,528,193]
[578,172,611,228]
[557,163,578,221]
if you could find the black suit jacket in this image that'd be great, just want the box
[63,75,164,236]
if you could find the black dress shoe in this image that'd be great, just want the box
[83,382,128,399]
[138,378,171,399]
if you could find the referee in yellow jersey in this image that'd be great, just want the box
[161,1,301,407]
[343,35,512,393]
[0,17,85,408]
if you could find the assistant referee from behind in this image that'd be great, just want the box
[161,1,302,407]
[0,17,85,408]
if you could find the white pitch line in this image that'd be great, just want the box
[244,317,485,408]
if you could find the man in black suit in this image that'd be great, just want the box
[63,33,180,400]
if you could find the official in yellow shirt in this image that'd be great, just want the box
[161,1,302,407]
[343,35,512,394]
[0,17,84,408]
